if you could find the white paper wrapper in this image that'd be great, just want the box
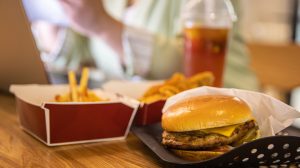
[163,86,300,137]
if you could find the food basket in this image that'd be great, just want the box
[132,86,300,167]
[132,123,300,167]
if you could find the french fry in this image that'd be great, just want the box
[78,67,89,97]
[142,85,162,97]
[55,93,71,102]
[188,71,214,86]
[55,68,105,102]
[140,72,215,103]
[86,91,102,102]
[176,82,191,91]
[159,85,180,96]
[165,73,185,85]
[68,71,78,101]
[140,94,164,104]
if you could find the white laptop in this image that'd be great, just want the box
[0,0,49,92]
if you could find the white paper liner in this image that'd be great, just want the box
[163,86,300,137]
[9,84,139,108]
[102,80,162,99]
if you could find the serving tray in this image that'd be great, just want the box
[132,123,300,167]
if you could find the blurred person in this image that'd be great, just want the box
[27,0,259,90]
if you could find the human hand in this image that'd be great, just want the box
[58,0,108,37]
[58,0,124,61]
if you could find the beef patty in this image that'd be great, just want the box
[162,120,257,150]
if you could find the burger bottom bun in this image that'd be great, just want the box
[171,149,224,161]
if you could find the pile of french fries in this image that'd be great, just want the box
[55,68,104,102]
[139,71,214,103]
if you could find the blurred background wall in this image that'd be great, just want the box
[240,0,295,44]
[239,0,300,104]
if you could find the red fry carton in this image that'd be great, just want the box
[103,80,165,126]
[10,84,139,146]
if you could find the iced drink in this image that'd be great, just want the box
[184,26,229,87]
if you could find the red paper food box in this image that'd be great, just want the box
[10,85,139,146]
[103,80,165,126]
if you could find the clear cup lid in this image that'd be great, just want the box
[182,0,237,28]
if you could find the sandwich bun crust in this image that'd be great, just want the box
[171,149,224,161]
[162,95,253,132]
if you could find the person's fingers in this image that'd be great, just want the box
[58,0,75,8]
[59,1,77,19]
[57,0,72,6]
[58,0,84,7]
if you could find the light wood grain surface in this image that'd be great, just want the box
[0,93,164,168]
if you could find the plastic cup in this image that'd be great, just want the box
[182,0,236,87]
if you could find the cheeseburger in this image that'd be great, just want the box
[162,95,259,161]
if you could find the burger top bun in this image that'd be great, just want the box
[162,95,253,132]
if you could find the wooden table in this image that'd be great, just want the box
[0,93,164,167]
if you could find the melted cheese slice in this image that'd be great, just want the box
[203,124,240,137]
